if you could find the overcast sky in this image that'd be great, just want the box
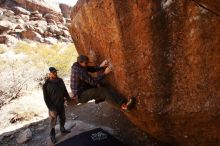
[53,0,78,6]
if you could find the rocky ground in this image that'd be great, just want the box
[0,101,168,146]
[0,0,72,46]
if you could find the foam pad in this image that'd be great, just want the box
[55,128,126,146]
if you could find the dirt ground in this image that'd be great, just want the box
[0,100,169,146]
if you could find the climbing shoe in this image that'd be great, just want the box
[121,96,136,111]
[95,99,105,104]
[50,128,57,144]
[60,127,71,134]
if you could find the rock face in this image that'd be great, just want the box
[69,0,220,145]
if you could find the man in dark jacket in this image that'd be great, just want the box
[43,67,71,144]
[70,55,135,110]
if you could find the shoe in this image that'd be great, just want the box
[50,135,57,144]
[50,128,56,144]
[95,99,105,104]
[60,127,71,134]
[127,96,136,110]
[121,96,136,111]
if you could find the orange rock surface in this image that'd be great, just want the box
[69,0,220,145]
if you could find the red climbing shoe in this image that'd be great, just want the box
[121,96,136,111]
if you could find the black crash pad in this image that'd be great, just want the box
[55,128,126,146]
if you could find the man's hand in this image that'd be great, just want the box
[100,60,109,67]
[104,67,112,75]
[71,96,79,105]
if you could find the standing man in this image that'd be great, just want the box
[70,55,135,110]
[43,67,71,144]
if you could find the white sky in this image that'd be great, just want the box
[53,0,78,6]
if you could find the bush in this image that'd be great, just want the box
[15,41,78,77]
[0,59,34,107]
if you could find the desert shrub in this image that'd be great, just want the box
[0,59,37,108]
[15,41,78,76]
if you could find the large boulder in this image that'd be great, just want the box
[13,6,30,15]
[20,30,42,42]
[14,0,61,15]
[59,3,72,18]
[0,20,13,34]
[44,13,63,23]
[69,0,220,145]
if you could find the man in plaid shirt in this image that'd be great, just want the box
[70,55,135,110]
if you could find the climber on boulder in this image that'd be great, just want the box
[70,55,135,111]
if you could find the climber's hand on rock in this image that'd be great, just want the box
[104,66,112,75]
[100,60,109,67]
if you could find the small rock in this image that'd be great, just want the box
[46,19,56,25]
[19,14,30,21]
[66,18,71,23]
[0,10,3,16]
[62,30,70,37]
[31,11,40,15]
[44,13,59,22]
[16,18,24,24]
[24,24,35,31]
[0,35,7,44]
[48,25,62,35]
[33,13,43,19]
[5,35,18,46]
[30,16,43,21]
[16,128,32,144]
[59,36,70,42]
[35,21,47,31]
[15,25,23,29]
[0,20,12,33]
[35,27,44,35]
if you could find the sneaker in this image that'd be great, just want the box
[50,135,57,144]
[50,128,56,144]
[60,128,71,134]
